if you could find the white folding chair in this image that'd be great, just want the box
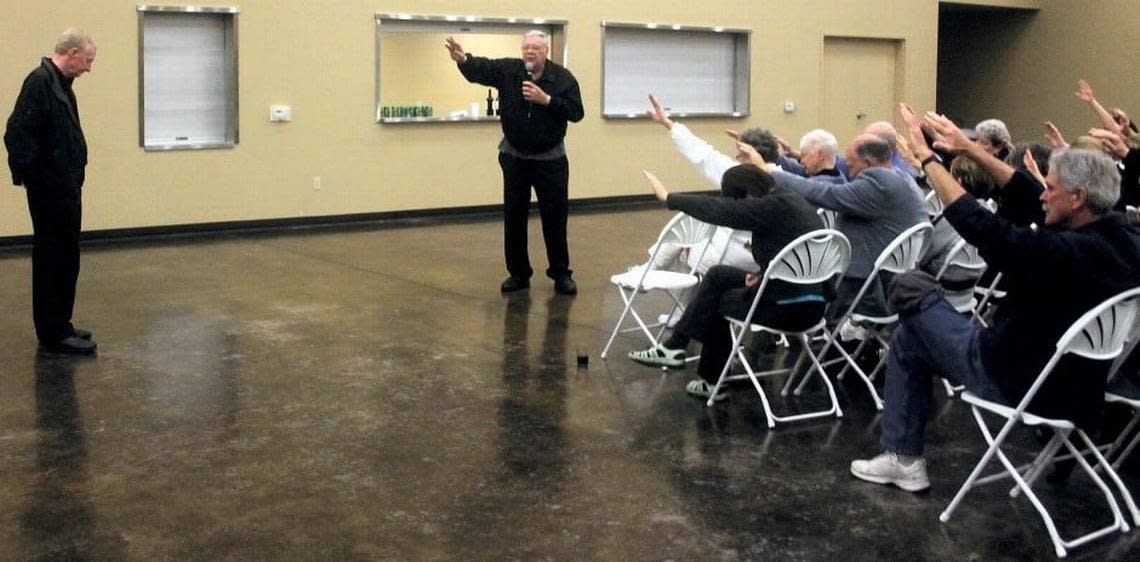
[704,229,852,428]
[600,213,717,360]
[935,238,989,396]
[799,222,933,410]
[817,208,837,230]
[971,271,1005,328]
[924,190,944,218]
[1105,374,1140,473]
[941,286,1140,558]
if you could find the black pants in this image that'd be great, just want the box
[25,186,82,342]
[674,265,826,383]
[498,152,571,280]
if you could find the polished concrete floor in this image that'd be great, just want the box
[1,206,1138,561]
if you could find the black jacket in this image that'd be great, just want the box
[945,195,1140,428]
[666,186,828,303]
[5,57,88,192]
[457,55,583,154]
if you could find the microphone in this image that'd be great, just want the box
[524,61,535,117]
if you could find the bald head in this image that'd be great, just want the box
[863,121,898,151]
[845,134,893,178]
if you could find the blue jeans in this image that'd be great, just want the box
[881,294,1008,456]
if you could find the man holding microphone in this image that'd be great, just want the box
[445,31,584,295]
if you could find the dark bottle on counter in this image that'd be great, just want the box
[486,89,494,116]
[494,93,500,116]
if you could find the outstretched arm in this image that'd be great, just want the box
[1077,79,1124,135]
[898,103,966,207]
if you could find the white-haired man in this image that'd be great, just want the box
[5,29,98,355]
[445,31,584,295]
[850,105,1140,492]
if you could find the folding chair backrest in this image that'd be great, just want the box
[765,229,852,286]
[1014,286,1140,415]
[1059,287,1140,361]
[658,213,717,248]
[935,238,987,281]
[742,229,851,328]
[645,213,718,273]
[817,208,838,230]
[874,222,933,275]
[925,191,944,218]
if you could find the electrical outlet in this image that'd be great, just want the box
[784,100,796,113]
[313,176,321,191]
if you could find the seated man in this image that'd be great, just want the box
[744,134,927,319]
[630,164,827,401]
[849,105,1140,492]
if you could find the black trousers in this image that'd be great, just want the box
[25,186,82,342]
[498,152,571,280]
[674,265,826,383]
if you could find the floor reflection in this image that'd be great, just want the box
[22,355,95,561]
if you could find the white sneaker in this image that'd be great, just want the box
[850,452,930,492]
[838,319,868,342]
[657,309,683,329]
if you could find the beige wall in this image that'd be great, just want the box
[938,0,1140,147]
[381,33,523,116]
[0,1,948,237]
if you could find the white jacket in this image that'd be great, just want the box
[663,123,755,272]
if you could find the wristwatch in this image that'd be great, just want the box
[920,154,943,169]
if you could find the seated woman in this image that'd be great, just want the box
[630,164,828,401]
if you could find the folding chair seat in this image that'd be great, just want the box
[704,229,852,428]
[601,212,717,361]
[940,287,1140,558]
[797,222,933,410]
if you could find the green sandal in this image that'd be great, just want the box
[628,344,686,368]
[685,379,729,402]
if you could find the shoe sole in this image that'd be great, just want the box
[628,355,685,369]
[849,466,929,492]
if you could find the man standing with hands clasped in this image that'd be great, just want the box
[445,31,584,295]
[5,29,98,355]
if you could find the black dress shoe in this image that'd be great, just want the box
[39,336,97,356]
[554,277,578,295]
[501,276,531,293]
[73,328,93,340]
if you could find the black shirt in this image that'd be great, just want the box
[457,55,583,155]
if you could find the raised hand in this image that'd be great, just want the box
[1043,121,1068,148]
[775,136,798,158]
[645,94,674,129]
[444,36,466,63]
[923,111,973,155]
[724,129,741,141]
[642,169,670,201]
[1089,128,1130,158]
[1076,79,1096,104]
[736,141,772,171]
[897,103,933,160]
[1023,149,1046,186]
